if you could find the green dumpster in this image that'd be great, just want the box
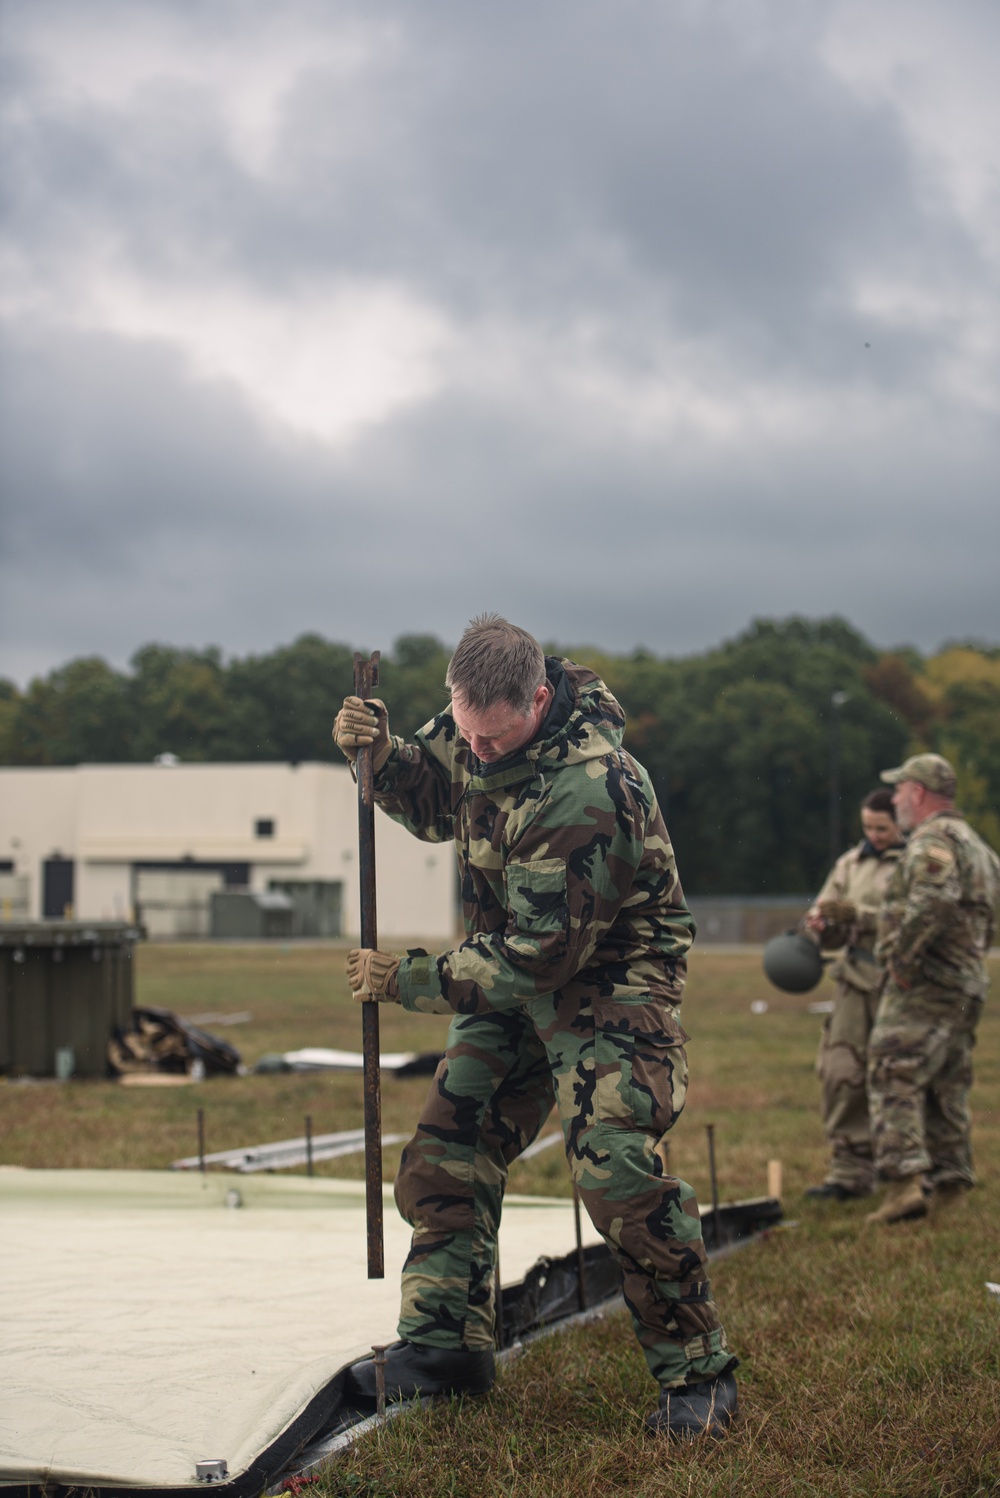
[0,922,141,1079]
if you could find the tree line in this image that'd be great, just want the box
[2,617,997,895]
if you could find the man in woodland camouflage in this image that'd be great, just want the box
[803,789,904,1200]
[866,754,1000,1225]
[333,615,738,1438]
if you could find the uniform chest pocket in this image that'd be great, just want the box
[594,1002,689,1134]
[505,858,568,935]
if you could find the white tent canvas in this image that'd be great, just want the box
[0,1168,602,1491]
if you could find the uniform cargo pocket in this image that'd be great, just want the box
[594,1001,688,1132]
[505,858,568,936]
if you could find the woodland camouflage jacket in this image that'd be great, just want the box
[874,809,1000,996]
[372,657,694,1028]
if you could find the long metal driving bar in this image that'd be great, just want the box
[353,650,384,1278]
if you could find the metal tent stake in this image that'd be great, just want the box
[573,1183,588,1311]
[706,1123,725,1249]
[354,650,384,1279]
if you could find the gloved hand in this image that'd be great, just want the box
[347,947,401,1003]
[333,697,391,772]
[816,898,857,928]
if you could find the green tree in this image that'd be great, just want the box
[225,634,357,762]
[377,634,453,740]
[0,680,21,763]
[2,618,994,887]
[126,646,230,761]
[0,658,132,764]
[571,617,909,893]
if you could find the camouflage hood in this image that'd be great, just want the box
[461,657,626,794]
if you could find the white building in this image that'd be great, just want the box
[0,762,455,942]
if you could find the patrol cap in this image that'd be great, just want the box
[880,752,957,796]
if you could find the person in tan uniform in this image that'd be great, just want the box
[803,789,904,1200]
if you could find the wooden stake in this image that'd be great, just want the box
[372,1344,387,1419]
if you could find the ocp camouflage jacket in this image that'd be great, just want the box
[372,657,694,1029]
[874,809,1000,996]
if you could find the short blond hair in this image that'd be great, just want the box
[445,614,545,714]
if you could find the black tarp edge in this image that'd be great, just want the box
[278,1194,783,1486]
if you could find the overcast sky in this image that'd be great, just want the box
[1,0,998,686]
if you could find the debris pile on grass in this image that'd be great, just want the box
[108,1006,241,1080]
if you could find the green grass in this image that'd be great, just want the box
[1,945,998,1495]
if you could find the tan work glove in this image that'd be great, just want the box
[347,947,401,1003]
[333,697,391,772]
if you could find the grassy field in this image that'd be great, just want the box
[1,943,998,1495]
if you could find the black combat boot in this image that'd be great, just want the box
[645,1370,738,1439]
[346,1340,496,1402]
[804,1182,869,1201]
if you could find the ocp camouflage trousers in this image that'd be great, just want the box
[394,995,734,1390]
[815,981,878,1193]
[867,983,982,1187]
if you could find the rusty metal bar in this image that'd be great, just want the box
[572,1182,587,1312]
[706,1122,723,1248]
[354,650,384,1279]
[494,1245,504,1350]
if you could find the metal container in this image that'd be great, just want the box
[0,922,141,1078]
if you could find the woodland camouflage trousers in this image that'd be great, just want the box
[394,995,735,1390]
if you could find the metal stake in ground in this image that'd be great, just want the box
[706,1123,724,1249]
[572,1183,588,1312]
[494,1245,504,1350]
[354,650,384,1279]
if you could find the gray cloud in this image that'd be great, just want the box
[2,0,998,684]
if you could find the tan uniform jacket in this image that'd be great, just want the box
[811,841,904,993]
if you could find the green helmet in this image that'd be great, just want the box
[762,931,824,993]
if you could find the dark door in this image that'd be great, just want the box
[43,858,75,919]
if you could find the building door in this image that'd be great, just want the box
[268,880,343,937]
[132,862,250,938]
[43,857,75,919]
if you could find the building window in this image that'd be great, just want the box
[255,818,275,838]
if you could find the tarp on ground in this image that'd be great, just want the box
[0,1168,603,1494]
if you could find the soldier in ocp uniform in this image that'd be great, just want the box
[333,616,738,1438]
[803,789,904,1201]
[866,754,1000,1225]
